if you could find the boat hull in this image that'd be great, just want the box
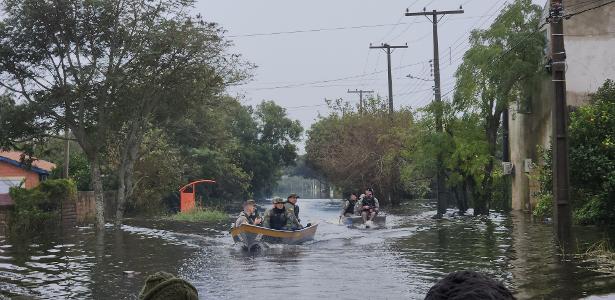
[343,215,386,226]
[231,223,318,249]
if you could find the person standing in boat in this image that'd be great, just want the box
[360,188,380,224]
[262,197,296,230]
[234,200,262,228]
[339,192,359,218]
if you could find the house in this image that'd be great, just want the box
[509,0,615,211]
[0,151,56,201]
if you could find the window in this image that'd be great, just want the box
[0,177,25,193]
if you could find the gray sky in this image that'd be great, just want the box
[195,0,545,149]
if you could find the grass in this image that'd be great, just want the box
[582,239,615,274]
[167,207,229,223]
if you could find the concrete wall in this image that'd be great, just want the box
[509,0,615,211]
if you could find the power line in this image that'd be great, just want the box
[440,21,548,99]
[245,60,427,91]
[564,0,615,18]
[227,15,508,38]
[227,21,424,38]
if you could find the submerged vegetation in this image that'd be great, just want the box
[0,1,301,226]
[305,0,544,215]
[9,179,76,233]
[167,208,229,223]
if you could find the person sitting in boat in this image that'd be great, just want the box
[234,199,262,228]
[339,192,359,218]
[285,193,301,223]
[262,197,298,230]
[360,188,380,224]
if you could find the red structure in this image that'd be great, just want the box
[178,179,216,212]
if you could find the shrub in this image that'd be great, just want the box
[9,179,77,233]
[168,207,229,223]
[533,194,552,220]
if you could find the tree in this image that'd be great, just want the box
[243,101,303,197]
[0,0,249,227]
[305,96,415,205]
[453,0,544,215]
[569,79,615,224]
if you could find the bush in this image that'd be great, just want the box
[532,80,615,225]
[167,207,229,223]
[533,194,552,220]
[9,179,77,233]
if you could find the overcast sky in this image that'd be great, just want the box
[194,0,546,150]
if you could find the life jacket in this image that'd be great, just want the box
[363,196,376,208]
[344,200,356,215]
[269,207,287,230]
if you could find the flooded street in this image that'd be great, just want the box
[2,198,615,299]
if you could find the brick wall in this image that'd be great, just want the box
[0,162,40,189]
[0,208,10,235]
[61,191,117,226]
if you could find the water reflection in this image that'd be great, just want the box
[0,199,614,299]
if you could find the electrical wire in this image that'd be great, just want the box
[564,0,615,18]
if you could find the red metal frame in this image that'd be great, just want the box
[179,179,216,212]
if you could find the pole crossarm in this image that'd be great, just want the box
[347,89,374,115]
[369,44,410,49]
[405,9,464,18]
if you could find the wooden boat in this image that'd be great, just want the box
[342,215,386,226]
[230,223,318,250]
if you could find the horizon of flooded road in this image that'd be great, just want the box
[1,198,615,299]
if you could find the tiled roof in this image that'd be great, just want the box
[0,151,56,172]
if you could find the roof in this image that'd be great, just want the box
[0,151,56,175]
[0,193,13,207]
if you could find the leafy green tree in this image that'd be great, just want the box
[569,79,615,224]
[244,101,303,197]
[453,0,544,214]
[0,0,249,227]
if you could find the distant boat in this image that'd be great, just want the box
[231,223,318,250]
[342,215,386,227]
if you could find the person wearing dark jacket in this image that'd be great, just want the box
[262,197,296,230]
[340,192,359,218]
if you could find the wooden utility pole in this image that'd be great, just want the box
[548,0,572,243]
[347,89,374,115]
[405,7,464,218]
[369,43,408,115]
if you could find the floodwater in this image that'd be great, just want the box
[1,199,615,299]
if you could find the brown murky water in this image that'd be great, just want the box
[1,199,614,299]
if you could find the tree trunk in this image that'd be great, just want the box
[475,117,499,215]
[115,123,144,227]
[455,181,468,215]
[90,158,105,228]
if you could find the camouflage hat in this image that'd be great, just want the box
[287,193,300,199]
[244,199,256,206]
[272,197,285,204]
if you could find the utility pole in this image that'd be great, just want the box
[405,7,464,218]
[369,43,408,115]
[502,108,511,210]
[548,0,572,244]
[347,89,374,115]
